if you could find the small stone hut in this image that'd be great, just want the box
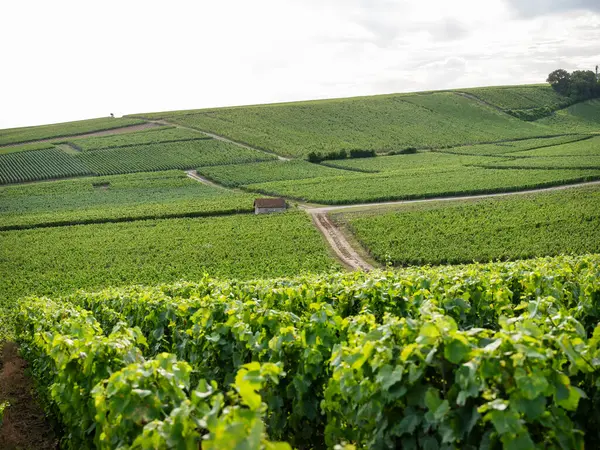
[254,198,287,215]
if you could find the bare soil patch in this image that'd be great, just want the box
[0,342,57,450]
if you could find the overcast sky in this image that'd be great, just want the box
[1,0,599,129]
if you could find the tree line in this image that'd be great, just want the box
[547,68,600,101]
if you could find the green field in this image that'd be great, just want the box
[63,125,205,151]
[511,135,600,157]
[0,141,55,155]
[0,147,93,184]
[461,85,571,110]
[536,99,600,132]
[246,166,600,204]
[439,134,592,156]
[339,185,600,265]
[0,117,144,145]
[0,211,338,305]
[133,92,556,158]
[198,159,349,186]
[15,255,600,448]
[0,171,260,230]
[478,155,600,170]
[322,151,507,173]
[0,138,277,184]
[2,82,600,448]
[73,139,276,175]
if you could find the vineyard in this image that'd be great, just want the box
[460,85,571,110]
[536,99,600,133]
[0,117,144,146]
[0,171,259,230]
[0,138,277,185]
[1,81,600,448]
[246,166,600,204]
[337,185,600,265]
[0,148,93,184]
[62,126,205,151]
[134,92,556,158]
[14,254,600,448]
[198,160,348,187]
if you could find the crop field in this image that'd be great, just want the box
[461,85,571,110]
[511,135,600,157]
[536,99,600,133]
[0,138,277,184]
[0,171,259,230]
[13,254,600,448]
[63,126,206,151]
[0,116,144,146]
[135,92,556,158]
[246,166,600,204]
[338,185,600,265]
[440,134,592,156]
[322,151,508,173]
[74,139,276,175]
[198,159,348,186]
[478,155,600,170]
[0,147,93,184]
[0,141,55,155]
[0,211,338,309]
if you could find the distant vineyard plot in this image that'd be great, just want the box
[339,185,600,265]
[0,171,259,230]
[246,166,600,204]
[0,117,144,146]
[198,160,349,187]
[0,148,93,184]
[132,91,558,158]
[535,98,600,133]
[62,126,207,151]
[0,137,277,185]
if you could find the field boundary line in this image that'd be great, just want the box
[145,119,290,161]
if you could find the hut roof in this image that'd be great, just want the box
[254,198,286,208]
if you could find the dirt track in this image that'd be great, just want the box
[311,212,373,271]
[185,170,224,188]
[0,343,56,449]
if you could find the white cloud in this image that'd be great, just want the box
[0,0,599,129]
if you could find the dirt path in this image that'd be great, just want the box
[0,122,163,148]
[311,212,373,271]
[147,119,290,161]
[0,342,57,450]
[307,179,600,214]
[185,170,225,188]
